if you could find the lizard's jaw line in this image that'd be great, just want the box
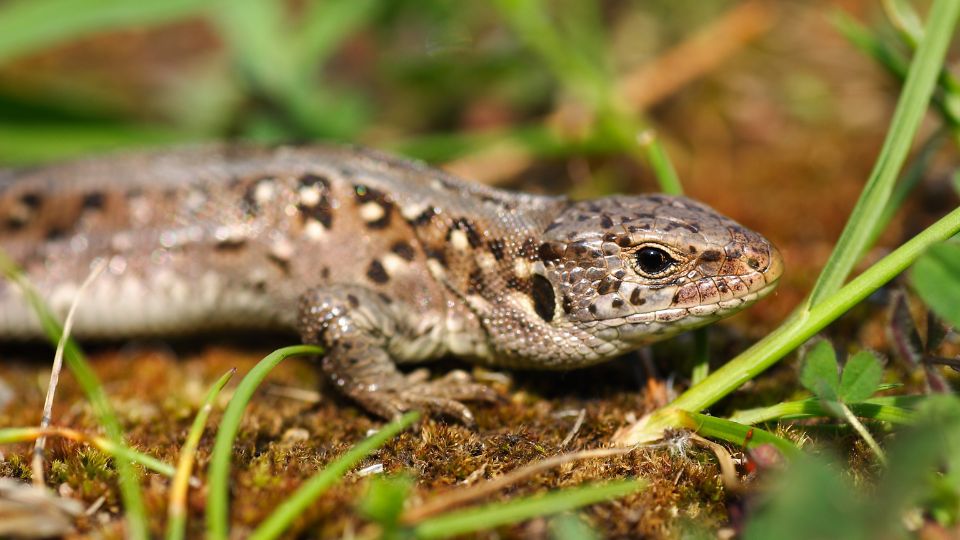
[584,274,781,346]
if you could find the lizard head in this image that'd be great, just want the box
[532,194,783,355]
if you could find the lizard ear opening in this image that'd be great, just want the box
[531,274,556,322]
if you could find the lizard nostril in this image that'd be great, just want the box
[746,257,761,270]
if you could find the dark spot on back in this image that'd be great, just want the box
[506,275,530,292]
[467,268,485,295]
[4,218,26,231]
[488,238,506,261]
[447,218,482,248]
[424,246,447,266]
[214,238,247,250]
[410,207,439,226]
[347,294,359,308]
[81,192,105,211]
[300,173,330,189]
[19,192,42,210]
[320,267,331,280]
[296,177,334,229]
[391,241,416,261]
[519,238,538,260]
[599,215,614,228]
[366,260,389,284]
[530,274,556,322]
[45,226,67,241]
[267,253,291,274]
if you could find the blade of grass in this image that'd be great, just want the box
[614,205,960,445]
[247,411,419,540]
[0,252,149,539]
[0,427,177,478]
[204,344,324,540]
[411,479,646,540]
[838,401,887,465]
[691,328,710,385]
[166,368,236,540]
[864,130,946,257]
[0,0,211,65]
[672,410,800,457]
[33,258,106,487]
[637,129,684,195]
[728,396,919,425]
[807,0,960,309]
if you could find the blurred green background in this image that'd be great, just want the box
[0,0,768,175]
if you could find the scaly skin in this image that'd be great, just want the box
[0,144,783,423]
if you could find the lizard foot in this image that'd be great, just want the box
[354,370,499,426]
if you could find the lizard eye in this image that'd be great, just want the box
[635,246,675,276]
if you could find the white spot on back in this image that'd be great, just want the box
[381,253,407,275]
[255,181,276,204]
[359,201,385,222]
[299,184,321,207]
[450,229,470,251]
[513,259,532,279]
[304,219,326,240]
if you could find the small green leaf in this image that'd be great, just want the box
[549,513,599,540]
[839,351,884,403]
[800,340,840,401]
[910,241,960,329]
[360,475,413,529]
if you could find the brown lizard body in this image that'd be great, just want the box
[0,144,783,422]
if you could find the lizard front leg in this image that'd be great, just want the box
[297,286,497,424]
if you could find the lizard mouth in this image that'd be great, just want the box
[579,269,781,346]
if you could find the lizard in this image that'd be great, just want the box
[0,144,783,423]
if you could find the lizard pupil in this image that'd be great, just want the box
[636,247,673,275]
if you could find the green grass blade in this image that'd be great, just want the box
[806,0,960,309]
[204,345,324,540]
[638,131,684,195]
[412,479,646,540]
[0,0,211,65]
[729,397,918,425]
[166,368,236,540]
[0,252,149,539]
[674,410,800,458]
[295,0,380,71]
[0,123,192,166]
[248,412,419,540]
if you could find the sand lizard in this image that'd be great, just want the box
[0,144,783,423]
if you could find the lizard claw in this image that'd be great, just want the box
[351,370,498,426]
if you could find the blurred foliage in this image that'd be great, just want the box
[0,0,732,168]
[744,395,960,540]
